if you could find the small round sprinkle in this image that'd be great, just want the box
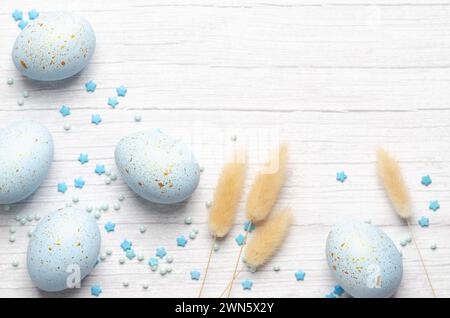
[142,283,149,289]
[94,211,101,219]
[139,225,147,234]
[205,201,212,208]
[106,249,113,256]
[166,255,174,263]
[400,239,407,247]
[189,231,196,239]
[193,228,199,234]
[122,280,130,288]
[105,170,111,177]
[15,215,21,221]
[12,260,19,267]
[405,234,412,243]
[137,254,145,262]
[64,123,71,131]
[9,235,16,243]
[119,257,126,264]
[273,265,280,272]
[159,267,168,275]
[231,135,237,141]
[184,216,192,225]
[17,98,24,106]
[167,266,172,273]
[105,177,111,185]
[9,227,16,234]
[26,215,33,222]
[249,266,257,273]
[101,203,109,211]
[34,215,40,221]
[118,194,125,201]
[27,229,33,237]
[150,265,157,272]
[100,253,107,261]
[72,196,79,203]
[20,218,27,225]
[23,90,29,98]
[113,203,121,211]
[430,243,437,250]
[110,173,117,181]
[86,206,93,213]
[199,166,205,173]
[6,78,14,85]
[134,114,142,122]
[213,243,220,252]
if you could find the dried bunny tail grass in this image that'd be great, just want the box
[208,150,247,238]
[246,144,288,223]
[376,147,411,219]
[245,207,293,268]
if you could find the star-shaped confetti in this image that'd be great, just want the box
[176,235,188,247]
[85,80,97,92]
[18,20,28,30]
[148,257,159,267]
[57,182,67,193]
[333,285,345,296]
[418,216,429,228]
[244,221,255,232]
[156,247,167,258]
[59,105,71,117]
[91,114,102,125]
[28,9,39,20]
[104,222,116,233]
[120,239,132,251]
[190,270,201,280]
[74,177,85,189]
[421,175,432,186]
[325,293,336,298]
[91,285,102,297]
[242,279,253,290]
[235,234,246,246]
[78,153,89,165]
[116,85,127,97]
[95,164,106,175]
[107,97,119,108]
[429,200,440,212]
[295,270,306,281]
[126,249,136,260]
[12,10,23,21]
[336,171,347,183]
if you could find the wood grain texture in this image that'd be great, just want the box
[1,0,450,298]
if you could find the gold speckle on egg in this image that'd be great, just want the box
[20,60,28,69]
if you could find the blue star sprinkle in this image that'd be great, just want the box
[156,247,167,258]
[235,234,246,246]
[190,270,201,280]
[333,285,345,296]
[242,279,253,290]
[91,114,102,125]
[421,175,432,186]
[244,220,255,233]
[59,105,71,117]
[78,153,89,165]
[18,20,28,30]
[95,164,106,175]
[91,285,102,297]
[74,177,85,189]
[176,235,188,247]
[126,249,136,260]
[148,257,159,267]
[116,85,128,97]
[57,182,67,193]
[120,240,132,251]
[104,222,116,233]
[85,80,97,92]
[418,216,429,228]
[295,270,306,281]
[28,9,39,20]
[336,171,347,183]
[12,10,23,21]
[429,200,440,212]
[325,293,336,298]
[107,97,119,108]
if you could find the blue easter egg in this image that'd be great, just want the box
[0,121,53,204]
[115,129,200,204]
[12,11,95,81]
[326,220,403,298]
[27,207,101,292]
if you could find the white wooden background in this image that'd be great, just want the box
[1,0,450,298]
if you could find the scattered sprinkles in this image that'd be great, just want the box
[12,10,23,21]
[78,153,89,164]
[107,97,119,108]
[59,105,71,117]
[74,177,85,189]
[430,243,437,250]
[28,9,39,20]
[242,279,253,290]
[139,224,147,233]
[57,182,68,193]
[176,235,188,247]
[295,270,306,281]
[235,234,246,246]
[91,114,102,125]
[156,247,167,258]
[116,85,128,97]
[104,222,116,233]
[126,249,136,260]
[184,216,192,225]
[91,285,102,297]
[85,80,97,92]
[244,220,255,232]
[134,114,142,122]
[95,164,106,175]
[418,216,430,228]
[421,175,432,186]
[148,257,159,267]
[120,240,133,251]
[22,90,30,98]
[333,285,345,296]
[6,78,14,85]
[429,200,440,212]
[336,171,347,183]
[12,260,19,268]
[18,20,28,30]
[190,270,201,280]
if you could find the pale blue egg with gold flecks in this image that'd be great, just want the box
[27,207,101,292]
[12,11,95,81]
[326,220,402,298]
[0,121,53,204]
[115,129,200,204]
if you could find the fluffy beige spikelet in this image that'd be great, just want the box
[376,147,411,219]
[244,208,293,268]
[246,144,288,223]
[208,150,247,238]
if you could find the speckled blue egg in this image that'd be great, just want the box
[326,220,403,298]
[0,121,53,204]
[27,207,101,292]
[12,11,95,81]
[115,129,200,204]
